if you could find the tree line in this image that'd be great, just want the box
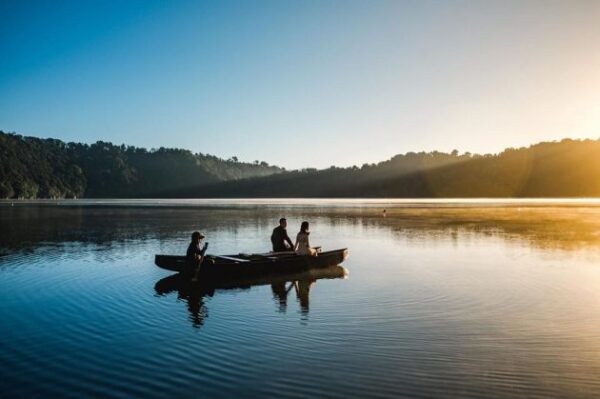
[0,131,282,199]
[159,138,600,198]
[3,131,600,198]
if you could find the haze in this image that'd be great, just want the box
[1,0,599,169]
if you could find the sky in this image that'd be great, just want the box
[1,0,599,169]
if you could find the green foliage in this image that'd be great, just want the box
[3,131,600,199]
[172,139,600,198]
[0,131,282,199]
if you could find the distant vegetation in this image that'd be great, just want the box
[2,131,600,198]
[164,138,600,198]
[0,131,282,199]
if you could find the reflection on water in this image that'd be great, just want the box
[272,281,315,315]
[1,200,600,398]
[2,202,600,255]
[154,266,347,327]
[155,273,214,327]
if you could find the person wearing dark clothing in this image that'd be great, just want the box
[186,243,201,262]
[271,218,294,252]
[187,231,208,281]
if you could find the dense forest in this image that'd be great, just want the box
[2,131,600,198]
[161,138,600,198]
[0,131,282,198]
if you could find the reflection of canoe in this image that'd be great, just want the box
[154,248,349,280]
[154,264,349,328]
[155,264,349,293]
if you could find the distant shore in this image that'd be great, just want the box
[3,198,600,208]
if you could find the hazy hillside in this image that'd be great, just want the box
[3,131,600,199]
[0,131,283,199]
[161,138,600,198]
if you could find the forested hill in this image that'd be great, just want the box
[0,131,283,199]
[3,131,600,199]
[162,138,600,198]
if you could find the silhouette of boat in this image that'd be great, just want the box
[155,248,349,281]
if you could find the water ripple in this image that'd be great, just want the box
[2,205,600,398]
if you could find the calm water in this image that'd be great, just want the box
[2,200,600,398]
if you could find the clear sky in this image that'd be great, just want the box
[1,0,599,169]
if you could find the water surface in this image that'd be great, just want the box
[1,200,600,398]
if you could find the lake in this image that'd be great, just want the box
[1,199,600,398]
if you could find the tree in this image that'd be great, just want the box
[0,131,283,199]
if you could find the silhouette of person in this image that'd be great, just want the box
[186,231,208,281]
[271,218,294,252]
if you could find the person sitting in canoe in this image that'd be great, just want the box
[294,221,318,256]
[271,218,294,252]
[187,231,208,281]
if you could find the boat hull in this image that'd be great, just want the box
[155,248,349,282]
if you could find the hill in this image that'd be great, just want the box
[0,131,283,199]
[160,138,600,198]
[3,131,600,199]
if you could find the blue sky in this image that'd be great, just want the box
[1,0,599,169]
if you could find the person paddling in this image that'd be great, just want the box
[187,231,208,282]
[271,218,294,252]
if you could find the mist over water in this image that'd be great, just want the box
[1,200,600,398]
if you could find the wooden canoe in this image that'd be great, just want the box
[154,248,349,281]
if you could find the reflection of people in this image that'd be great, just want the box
[271,218,294,252]
[185,288,211,328]
[186,231,208,281]
[295,280,316,315]
[294,221,317,256]
[272,279,315,314]
[154,273,214,328]
[271,282,295,312]
[155,266,346,327]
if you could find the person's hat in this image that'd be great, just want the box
[191,231,205,239]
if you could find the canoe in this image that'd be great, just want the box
[154,248,349,281]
